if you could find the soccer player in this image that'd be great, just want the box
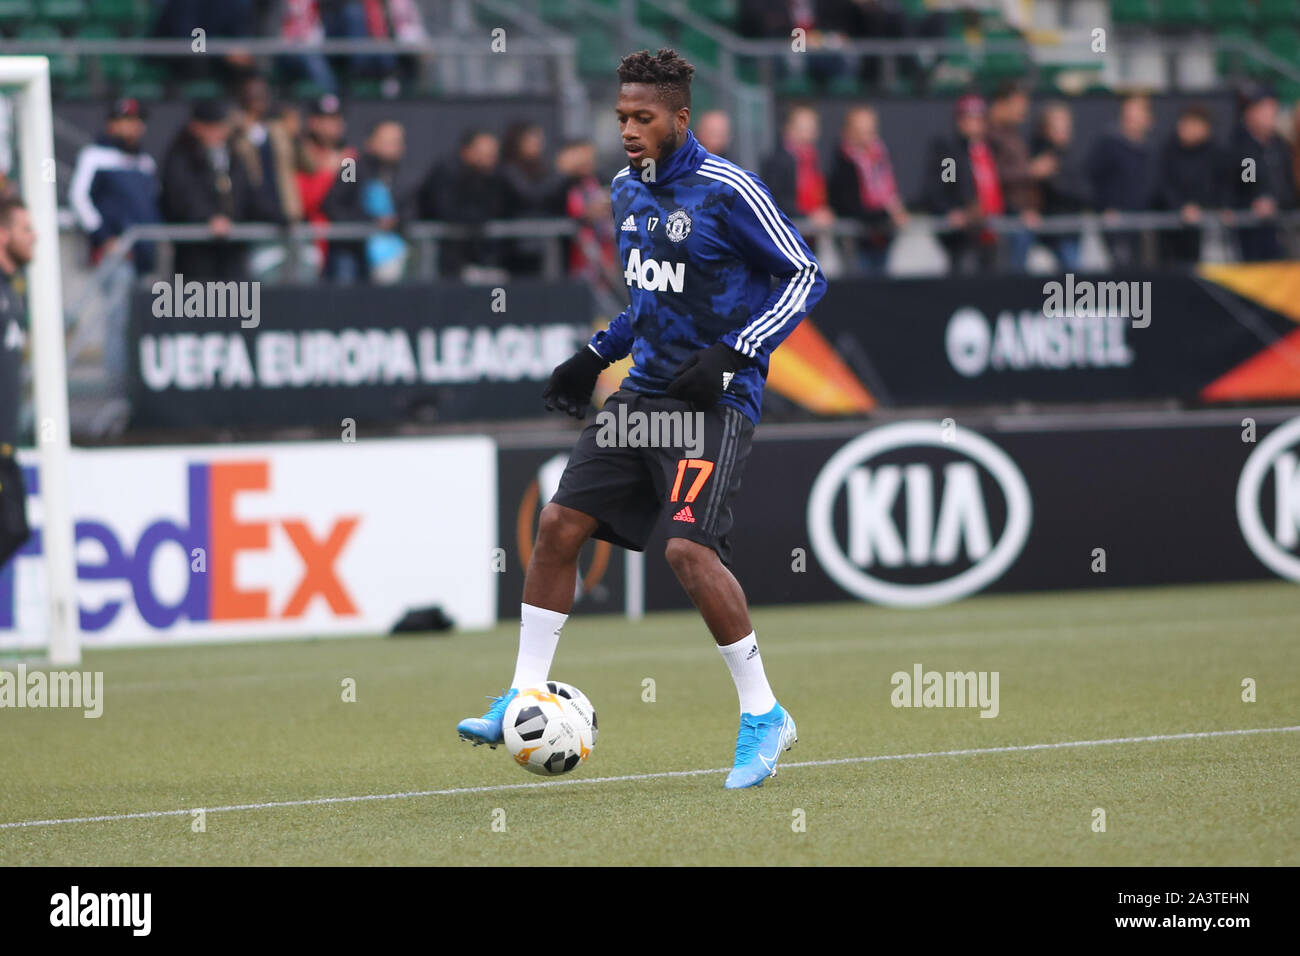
[0,198,35,569]
[457,49,826,789]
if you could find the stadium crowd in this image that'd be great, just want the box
[150,0,427,97]
[63,77,1300,286]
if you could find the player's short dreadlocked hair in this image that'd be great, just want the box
[617,48,695,113]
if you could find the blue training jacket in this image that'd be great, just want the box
[587,128,827,424]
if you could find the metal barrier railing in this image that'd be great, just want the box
[71,208,1300,291]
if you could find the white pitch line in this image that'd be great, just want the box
[2,725,1296,831]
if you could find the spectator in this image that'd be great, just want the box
[1030,101,1089,270]
[1225,84,1296,262]
[295,95,355,279]
[318,1,400,95]
[69,98,162,393]
[696,110,733,158]
[279,0,337,95]
[1291,100,1300,203]
[68,98,161,274]
[232,75,301,225]
[417,129,507,280]
[160,99,273,281]
[986,82,1038,271]
[321,119,408,283]
[555,139,616,291]
[738,0,791,38]
[1154,104,1222,265]
[762,105,834,227]
[737,0,854,89]
[849,0,909,89]
[1086,92,1154,267]
[827,105,907,275]
[498,121,565,276]
[922,93,1003,275]
[738,0,792,39]
[152,0,257,84]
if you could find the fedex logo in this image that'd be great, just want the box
[0,461,360,632]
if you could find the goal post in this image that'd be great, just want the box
[0,56,78,665]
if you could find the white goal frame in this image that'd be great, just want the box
[0,57,77,665]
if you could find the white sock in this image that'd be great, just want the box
[511,603,567,690]
[718,632,777,715]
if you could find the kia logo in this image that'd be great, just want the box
[1237,416,1300,583]
[807,421,1032,607]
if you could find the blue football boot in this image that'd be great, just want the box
[724,701,797,789]
[456,688,519,748]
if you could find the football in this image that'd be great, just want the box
[503,686,596,776]
[543,680,599,746]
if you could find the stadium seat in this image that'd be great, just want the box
[1207,0,1256,26]
[635,1,675,34]
[536,0,577,26]
[120,59,167,100]
[76,22,127,87]
[979,30,1031,80]
[777,73,814,95]
[696,0,736,25]
[90,0,145,31]
[1110,0,1156,24]
[18,22,77,80]
[288,79,329,101]
[680,26,721,69]
[930,15,976,90]
[1262,27,1300,65]
[0,0,34,29]
[827,73,862,96]
[576,27,611,78]
[1215,24,1254,76]
[348,78,401,99]
[980,52,1031,79]
[1256,0,1297,27]
[91,0,138,19]
[35,0,86,24]
[1155,0,1209,26]
[737,56,761,84]
[179,78,223,99]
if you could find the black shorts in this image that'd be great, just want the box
[0,446,30,569]
[550,389,755,565]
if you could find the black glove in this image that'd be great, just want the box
[664,342,751,409]
[543,346,609,418]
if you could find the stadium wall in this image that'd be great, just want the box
[128,279,598,430]
[123,267,1300,434]
[3,408,1297,648]
[498,408,1300,616]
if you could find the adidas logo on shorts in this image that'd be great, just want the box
[672,505,696,523]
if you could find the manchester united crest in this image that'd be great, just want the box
[665,208,692,243]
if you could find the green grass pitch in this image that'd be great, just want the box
[2,580,1297,865]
